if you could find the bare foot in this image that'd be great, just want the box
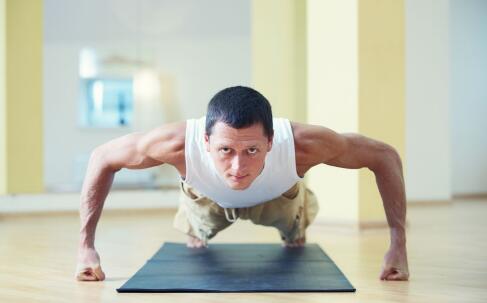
[282,236,306,248]
[186,235,207,248]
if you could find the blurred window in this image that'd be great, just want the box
[79,78,133,128]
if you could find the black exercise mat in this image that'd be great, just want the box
[117,242,356,293]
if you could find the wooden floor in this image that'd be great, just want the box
[0,198,486,303]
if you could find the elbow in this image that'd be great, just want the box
[384,145,403,171]
[386,145,403,169]
[372,144,403,173]
[90,146,118,172]
[90,146,106,165]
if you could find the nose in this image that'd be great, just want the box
[231,155,245,173]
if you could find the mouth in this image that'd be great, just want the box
[229,174,248,182]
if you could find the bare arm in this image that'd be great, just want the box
[320,132,406,241]
[76,122,185,281]
[293,122,408,281]
[79,132,165,249]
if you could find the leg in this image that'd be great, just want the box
[243,181,319,247]
[173,181,234,248]
[186,234,206,248]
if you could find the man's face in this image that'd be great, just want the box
[204,121,273,190]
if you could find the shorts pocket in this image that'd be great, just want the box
[180,182,208,203]
[180,182,221,215]
[280,182,300,200]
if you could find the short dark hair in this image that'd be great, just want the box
[205,86,273,139]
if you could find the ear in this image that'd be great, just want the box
[204,133,210,152]
[267,134,274,152]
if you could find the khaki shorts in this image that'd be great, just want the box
[173,180,319,245]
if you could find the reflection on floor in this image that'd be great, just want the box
[0,198,485,302]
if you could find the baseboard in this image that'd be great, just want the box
[452,193,487,200]
[408,193,487,204]
[310,217,391,231]
[0,189,180,214]
[408,199,451,206]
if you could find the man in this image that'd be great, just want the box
[76,86,409,282]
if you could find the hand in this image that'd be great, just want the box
[380,245,409,281]
[76,247,105,281]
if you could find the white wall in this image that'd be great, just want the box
[450,0,487,195]
[406,0,487,201]
[405,0,451,201]
[43,0,251,191]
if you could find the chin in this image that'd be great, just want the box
[226,180,252,190]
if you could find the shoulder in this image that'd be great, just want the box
[290,121,347,167]
[138,121,186,165]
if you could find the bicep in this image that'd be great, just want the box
[293,122,394,171]
[324,133,390,170]
[93,132,164,171]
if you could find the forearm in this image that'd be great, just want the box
[79,151,116,249]
[372,150,407,247]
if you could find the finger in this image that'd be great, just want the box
[76,262,99,273]
[76,269,98,281]
[76,266,105,281]
[385,271,409,281]
[379,267,394,280]
[92,266,105,281]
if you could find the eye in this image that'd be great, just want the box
[220,147,231,154]
[248,148,258,155]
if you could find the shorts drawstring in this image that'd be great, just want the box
[224,207,238,223]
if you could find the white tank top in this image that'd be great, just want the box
[182,116,303,208]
